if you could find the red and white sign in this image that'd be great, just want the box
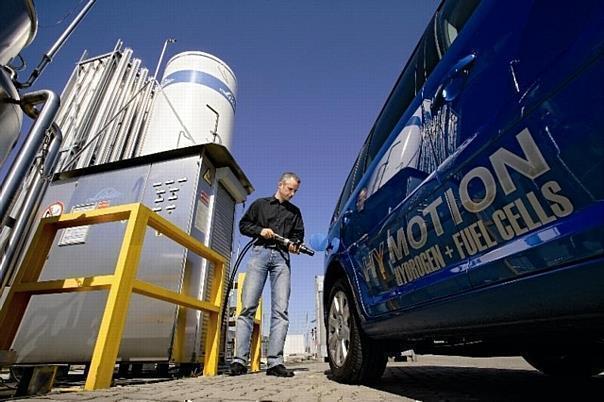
[41,201,64,218]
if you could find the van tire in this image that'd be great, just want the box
[327,278,387,384]
[523,349,604,378]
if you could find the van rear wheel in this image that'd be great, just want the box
[327,278,387,384]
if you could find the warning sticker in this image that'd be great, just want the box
[58,203,97,246]
[42,201,64,218]
[195,200,209,234]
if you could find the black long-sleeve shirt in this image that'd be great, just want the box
[239,196,304,247]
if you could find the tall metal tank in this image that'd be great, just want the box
[0,0,37,66]
[140,51,237,156]
[0,0,37,164]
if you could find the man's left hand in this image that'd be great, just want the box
[288,243,301,254]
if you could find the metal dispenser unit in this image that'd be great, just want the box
[11,143,252,364]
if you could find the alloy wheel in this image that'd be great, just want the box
[328,290,351,367]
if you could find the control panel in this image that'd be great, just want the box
[150,176,188,215]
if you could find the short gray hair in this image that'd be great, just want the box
[279,172,301,184]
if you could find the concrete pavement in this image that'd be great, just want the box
[7,355,604,401]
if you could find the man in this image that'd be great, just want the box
[230,172,304,378]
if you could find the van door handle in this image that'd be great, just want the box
[436,53,476,103]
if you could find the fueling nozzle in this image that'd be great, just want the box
[272,233,315,256]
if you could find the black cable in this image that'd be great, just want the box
[219,237,256,336]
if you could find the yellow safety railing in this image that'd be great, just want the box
[0,203,229,391]
[235,272,262,372]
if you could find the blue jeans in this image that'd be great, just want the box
[233,245,291,369]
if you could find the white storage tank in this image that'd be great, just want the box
[140,51,237,155]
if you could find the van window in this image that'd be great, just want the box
[367,0,481,170]
[366,20,436,168]
[437,0,481,54]
[332,136,371,221]
[364,0,481,198]
[332,0,481,221]
[368,53,418,167]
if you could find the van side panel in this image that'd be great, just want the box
[327,0,604,338]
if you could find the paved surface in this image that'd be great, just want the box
[5,355,604,401]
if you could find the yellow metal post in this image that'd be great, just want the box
[146,211,226,376]
[84,205,149,391]
[202,260,225,376]
[171,266,192,364]
[250,298,263,372]
[0,219,58,350]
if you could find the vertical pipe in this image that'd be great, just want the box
[120,68,150,159]
[78,47,132,167]
[109,60,145,162]
[64,56,114,168]
[99,54,139,164]
[0,126,62,299]
[82,48,132,167]
[51,61,92,165]
[63,40,123,169]
[0,90,59,223]
[153,38,176,83]
[61,51,118,170]
[127,76,156,158]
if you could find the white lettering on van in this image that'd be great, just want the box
[364,128,575,289]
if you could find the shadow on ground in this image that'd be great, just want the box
[329,366,604,401]
[378,366,604,401]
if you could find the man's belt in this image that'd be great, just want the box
[256,241,286,250]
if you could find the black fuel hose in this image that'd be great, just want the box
[220,237,256,333]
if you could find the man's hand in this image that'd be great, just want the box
[260,228,275,239]
[288,243,301,254]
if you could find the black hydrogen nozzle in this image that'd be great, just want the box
[272,233,315,256]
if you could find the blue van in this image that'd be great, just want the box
[321,0,604,383]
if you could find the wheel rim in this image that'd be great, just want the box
[328,290,351,368]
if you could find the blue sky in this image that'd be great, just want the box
[19,0,439,333]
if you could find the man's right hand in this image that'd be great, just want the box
[260,228,275,239]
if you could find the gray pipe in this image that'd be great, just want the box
[43,126,62,176]
[60,80,150,171]
[77,47,131,168]
[108,59,145,162]
[18,0,96,88]
[126,73,154,158]
[0,124,62,298]
[59,48,120,170]
[0,90,60,223]
[98,51,138,164]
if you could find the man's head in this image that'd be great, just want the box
[275,172,301,202]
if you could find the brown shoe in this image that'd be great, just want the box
[266,364,294,377]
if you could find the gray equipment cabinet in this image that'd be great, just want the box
[10,144,252,364]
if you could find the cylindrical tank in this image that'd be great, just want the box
[0,0,36,164]
[140,51,237,156]
[0,0,37,65]
[0,69,23,166]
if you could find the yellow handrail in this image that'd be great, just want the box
[0,203,243,390]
